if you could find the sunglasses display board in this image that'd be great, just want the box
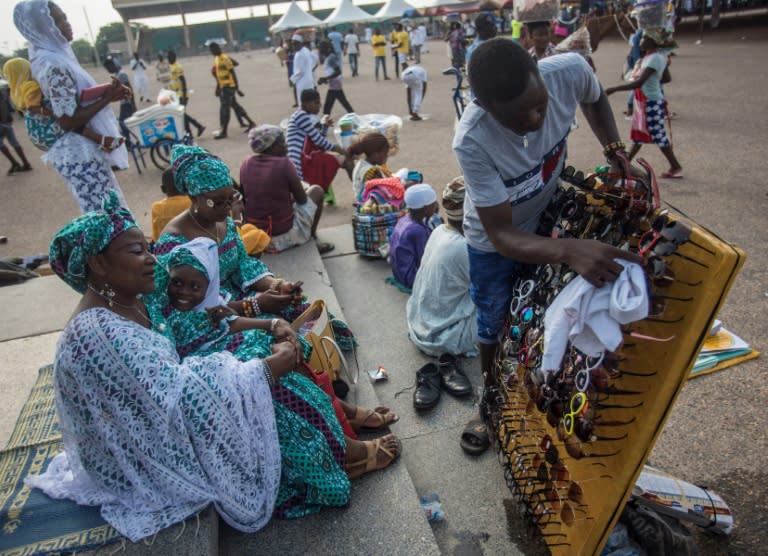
[487,160,745,555]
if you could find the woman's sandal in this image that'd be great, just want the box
[346,434,402,480]
[348,406,399,432]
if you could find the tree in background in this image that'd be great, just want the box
[71,39,96,66]
[95,21,148,58]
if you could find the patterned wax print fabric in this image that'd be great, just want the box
[154,217,272,300]
[24,307,281,542]
[634,98,670,147]
[24,107,64,151]
[170,144,232,196]
[14,0,129,212]
[149,292,350,518]
[48,191,138,294]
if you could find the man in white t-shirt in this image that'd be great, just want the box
[452,38,640,455]
[343,29,360,77]
[402,65,427,121]
[290,34,317,106]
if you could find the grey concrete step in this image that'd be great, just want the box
[315,224,525,555]
[224,238,441,555]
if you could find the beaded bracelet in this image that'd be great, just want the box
[603,141,626,158]
[242,300,253,318]
[250,297,261,316]
[263,360,275,389]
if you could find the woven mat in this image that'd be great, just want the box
[0,365,122,556]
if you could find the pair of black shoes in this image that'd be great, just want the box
[413,353,473,410]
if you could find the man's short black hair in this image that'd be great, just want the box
[167,50,176,63]
[209,43,221,55]
[527,20,551,33]
[300,89,321,104]
[468,37,539,107]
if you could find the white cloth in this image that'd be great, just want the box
[14,0,128,170]
[406,225,478,356]
[290,46,315,96]
[167,237,227,311]
[542,260,649,373]
[25,308,281,542]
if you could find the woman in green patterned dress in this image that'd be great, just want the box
[156,236,403,513]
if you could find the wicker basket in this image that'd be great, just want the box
[352,210,406,258]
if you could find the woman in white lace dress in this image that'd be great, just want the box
[27,193,401,541]
[13,0,130,213]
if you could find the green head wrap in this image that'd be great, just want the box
[49,191,138,294]
[166,247,209,280]
[170,144,232,196]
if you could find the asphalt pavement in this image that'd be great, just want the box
[0,13,766,555]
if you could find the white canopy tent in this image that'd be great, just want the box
[372,0,418,21]
[321,0,377,26]
[269,1,323,33]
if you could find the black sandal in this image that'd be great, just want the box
[460,416,490,456]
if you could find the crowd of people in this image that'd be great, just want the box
[2,0,690,544]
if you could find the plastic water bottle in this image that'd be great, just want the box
[419,493,445,522]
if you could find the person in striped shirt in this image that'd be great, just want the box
[285,89,350,191]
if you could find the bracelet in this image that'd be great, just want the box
[241,300,252,318]
[603,141,626,158]
[270,318,279,335]
[263,360,275,389]
[269,278,284,294]
[250,297,261,316]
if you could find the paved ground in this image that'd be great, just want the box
[1,13,766,555]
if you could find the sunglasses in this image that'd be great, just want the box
[645,256,703,288]
[561,392,589,436]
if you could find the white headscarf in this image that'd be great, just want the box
[13,0,128,169]
[167,237,230,311]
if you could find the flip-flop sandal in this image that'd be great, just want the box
[460,416,490,456]
[660,171,684,179]
[348,406,399,432]
[346,434,401,479]
[317,242,335,255]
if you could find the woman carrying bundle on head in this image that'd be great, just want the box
[348,132,392,202]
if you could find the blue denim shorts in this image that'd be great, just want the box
[467,244,527,344]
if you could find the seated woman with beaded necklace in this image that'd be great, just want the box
[154,145,399,433]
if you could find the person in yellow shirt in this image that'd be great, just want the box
[371,27,390,81]
[389,23,410,78]
[167,51,205,138]
[209,42,255,140]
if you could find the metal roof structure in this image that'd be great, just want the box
[111,0,278,21]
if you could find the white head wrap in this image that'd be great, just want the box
[167,237,230,311]
[13,0,128,169]
[291,33,304,42]
[405,184,437,209]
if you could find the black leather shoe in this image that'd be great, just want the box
[413,363,441,410]
[438,354,472,397]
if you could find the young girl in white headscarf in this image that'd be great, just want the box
[13,0,131,212]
